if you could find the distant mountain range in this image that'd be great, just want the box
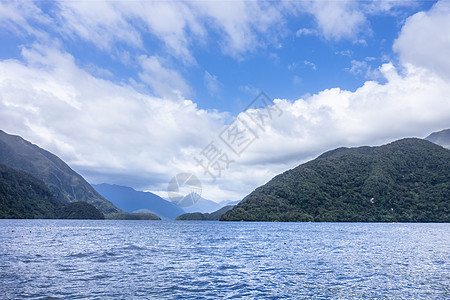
[0,130,120,215]
[3,128,448,222]
[177,193,223,213]
[92,183,183,220]
[426,128,450,149]
[222,138,450,222]
[92,184,232,219]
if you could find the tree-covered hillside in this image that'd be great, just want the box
[221,138,450,222]
[176,205,234,220]
[0,130,121,214]
[1,164,105,219]
[0,164,63,218]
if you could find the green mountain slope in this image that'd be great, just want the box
[0,164,63,218]
[221,138,450,222]
[0,164,106,219]
[0,130,120,214]
[176,205,234,221]
[59,202,105,219]
[425,128,450,149]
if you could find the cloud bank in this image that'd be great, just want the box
[0,1,449,202]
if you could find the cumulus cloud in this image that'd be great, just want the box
[0,45,225,192]
[191,63,450,200]
[251,63,450,165]
[347,59,381,79]
[1,42,450,202]
[298,0,368,41]
[394,0,450,79]
[293,0,415,42]
[0,1,449,203]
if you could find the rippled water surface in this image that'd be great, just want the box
[1,220,449,299]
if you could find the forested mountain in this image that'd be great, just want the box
[0,130,120,214]
[0,164,104,219]
[176,205,234,221]
[221,138,450,222]
[0,164,63,218]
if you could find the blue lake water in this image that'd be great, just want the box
[1,220,449,299]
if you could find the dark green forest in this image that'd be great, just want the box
[176,205,234,220]
[0,164,104,219]
[221,139,450,222]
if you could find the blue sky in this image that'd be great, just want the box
[0,0,449,201]
[0,0,435,113]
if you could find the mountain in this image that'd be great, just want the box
[59,202,105,219]
[221,138,450,222]
[176,205,235,221]
[425,129,450,149]
[0,164,63,218]
[0,130,120,215]
[92,183,183,220]
[177,193,223,213]
[0,164,104,219]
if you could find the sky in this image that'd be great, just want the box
[0,0,449,202]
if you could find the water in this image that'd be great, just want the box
[1,220,449,299]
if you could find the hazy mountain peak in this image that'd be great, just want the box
[425,128,450,149]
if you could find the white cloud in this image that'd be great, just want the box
[1,41,449,202]
[0,45,225,194]
[347,59,381,79]
[138,55,191,98]
[295,28,317,37]
[298,0,368,41]
[237,62,450,171]
[393,0,450,80]
[336,50,353,57]
[191,0,284,58]
[57,1,142,51]
[0,1,49,38]
[292,0,416,42]
[303,60,317,70]
[54,0,286,62]
[0,1,449,204]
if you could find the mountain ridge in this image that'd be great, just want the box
[92,183,183,220]
[0,164,105,219]
[221,138,450,222]
[0,130,121,214]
